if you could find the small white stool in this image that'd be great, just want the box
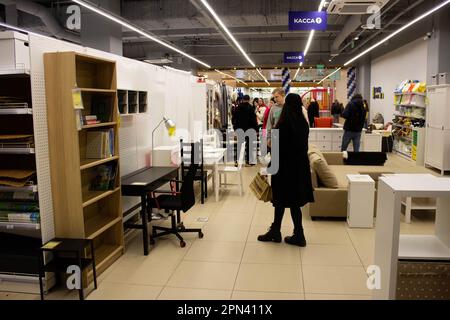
[346,174,375,228]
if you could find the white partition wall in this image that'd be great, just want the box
[26,33,206,214]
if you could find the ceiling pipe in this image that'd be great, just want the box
[347,0,426,55]
[0,0,79,43]
[189,0,238,53]
[331,15,362,54]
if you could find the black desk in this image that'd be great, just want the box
[121,166,179,255]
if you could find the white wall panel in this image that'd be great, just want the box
[370,38,428,123]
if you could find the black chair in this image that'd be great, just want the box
[150,160,204,247]
[180,138,209,204]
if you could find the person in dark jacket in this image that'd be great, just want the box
[331,99,342,123]
[234,95,258,164]
[341,93,366,152]
[307,100,320,127]
[257,93,314,247]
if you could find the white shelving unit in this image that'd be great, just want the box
[425,84,450,175]
[0,31,55,294]
[373,174,450,300]
[392,86,427,161]
[401,197,436,224]
[346,174,375,228]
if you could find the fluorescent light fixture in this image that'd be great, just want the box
[72,0,211,68]
[344,0,450,66]
[304,30,315,57]
[318,67,341,84]
[354,36,360,40]
[318,0,327,11]
[200,0,256,67]
[293,68,301,81]
[164,65,192,75]
[214,69,248,86]
[256,68,270,86]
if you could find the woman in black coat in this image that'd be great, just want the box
[258,93,314,246]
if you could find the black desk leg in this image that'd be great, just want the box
[141,194,149,255]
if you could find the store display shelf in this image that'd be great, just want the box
[395,104,426,109]
[0,108,32,115]
[82,187,120,208]
[0,185,38,193]
[0,69,30,76]
[85,216,122,240]
[82,122,117,130]
[90,244,123,276]
[394,92,426,96]
[393,113,425,120]
[399,235,450,260]
[77,88,116,94]
[401,198,437,210]
[394,149,412,159]
[393,124,415,129]
[80,156,119,171]
[0,221,40,230]
[393,135,412,142]
[0,147,35,154]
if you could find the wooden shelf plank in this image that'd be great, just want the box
[84,216,122,240]
[80,156,119,171]
[399,235,450,260]
[78,88,116,94]
[92,244,123,272]
[82,122,117,130]
[82,187,120,208]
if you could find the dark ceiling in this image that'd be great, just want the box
[0,0,444,73]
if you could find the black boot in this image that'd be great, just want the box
[257,224,281,243]
[284,229,306,247]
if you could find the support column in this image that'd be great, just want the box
[427,8,450,83]
[80,0,123,56]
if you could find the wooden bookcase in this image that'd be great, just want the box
[43,52,123,277]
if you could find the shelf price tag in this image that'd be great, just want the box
[72,89,84,110]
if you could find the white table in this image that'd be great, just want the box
[202,148,227,202]
[346,174,375,228]
[373,174,450,300]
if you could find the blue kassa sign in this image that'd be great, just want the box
[289,11,327,31]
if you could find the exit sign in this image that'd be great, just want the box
[317,64,325,69]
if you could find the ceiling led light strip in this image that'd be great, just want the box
[303,0,327,61]
[200,0,256,67]
[214,69,248,86]
[72,0,211,68]
[256,68,270,86]
[344,0,450,66]
[318,67,341,84]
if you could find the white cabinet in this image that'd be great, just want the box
[309,128,366,152]
[0,31,30,70]
[425,85,450,175]
[363,133,382,152]
[347,175,375,228]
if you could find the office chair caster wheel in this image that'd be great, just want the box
[180,240,186,248]
[199,232,204,239]
[178,222,185,230]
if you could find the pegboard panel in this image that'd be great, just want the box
[30,70,55,243]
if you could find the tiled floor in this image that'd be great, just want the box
[0,154,437,300]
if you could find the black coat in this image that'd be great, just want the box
[233,102,257,131]
[271,117,314,208]
[342,97,366,132]
[307,102,320,127]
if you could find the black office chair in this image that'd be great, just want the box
[150,160,204,247]
[180,138,209,204]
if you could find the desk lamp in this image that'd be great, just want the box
[152,117,176,165]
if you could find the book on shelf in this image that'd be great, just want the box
[0,169,36,187]
[85,129,115,159]
[90,163,117,191]
[0,211,40,223]
[0,201,39,212]
[0,191,37,201]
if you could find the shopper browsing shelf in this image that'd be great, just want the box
[258,93,314,247]
[341,93,367,152]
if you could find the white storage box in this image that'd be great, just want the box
[0,31,30,70]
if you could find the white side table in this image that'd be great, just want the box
[346,174,375,228]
